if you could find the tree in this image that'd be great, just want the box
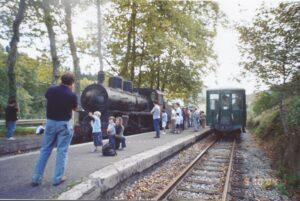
[105,0,221,102]
[6,0,26,99]
[237,2,300,134]
[41,0,60,85]
[63,0,81,95]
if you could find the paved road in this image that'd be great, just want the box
[0,128,208,199]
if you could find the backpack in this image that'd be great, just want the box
[102,143,117,156]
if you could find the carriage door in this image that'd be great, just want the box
[232,93,243,126]
[220,92,232,126]
[208,93,219,126]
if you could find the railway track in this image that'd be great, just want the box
[155,136,236,201]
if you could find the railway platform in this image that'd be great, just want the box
[0,135,43,156]
[0,127,211,199]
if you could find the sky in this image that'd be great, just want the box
[202,0,283,95]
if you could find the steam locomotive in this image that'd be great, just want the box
[72,71,165,143]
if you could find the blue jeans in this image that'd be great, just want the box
[6,121,16,138]
[32,119,73,185]
[93,132,103,147]
[118,136,126,148]
[108,135,116,150]
[153,118,160,137]
[193,118,200,131]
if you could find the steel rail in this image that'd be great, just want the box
[155,137,219,201]
[221,138,236,201]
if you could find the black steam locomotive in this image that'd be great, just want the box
[72,71,165,143]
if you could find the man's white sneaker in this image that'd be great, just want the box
[7,137,16,140]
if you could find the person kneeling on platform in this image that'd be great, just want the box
[115,117,126,150]
[35,123,45,135]
[89,111,103,152]
[107,116,116,149]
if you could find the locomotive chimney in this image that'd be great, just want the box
[98,70,105,85]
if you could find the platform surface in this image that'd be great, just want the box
[0,134,43,156]
[0,128,209,199]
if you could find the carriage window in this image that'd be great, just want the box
[221,94,230,110]
[232,94,242,110]
[210,94,219,110]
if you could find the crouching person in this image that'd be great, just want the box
[115,117,126,150]
[89,111,102,152]
[107,116,116,149]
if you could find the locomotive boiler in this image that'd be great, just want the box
[73,71,165,143]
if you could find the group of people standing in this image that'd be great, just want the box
[191,108,206,132]
[151,101,206,136]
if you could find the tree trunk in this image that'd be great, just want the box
[137,42,145,88]
[121,1,136,78]
[150,66,154,89]
[156,57,160,90]
[279,91,289,135]
[161,65,168,92]
[279,64,289,136]
[96,0,104,71]
[64,0,81,96]
[41,0,60,85]
[7,0,26,99]
[129,2,137,82]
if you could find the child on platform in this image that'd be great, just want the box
[107,116,116,149]
[89,111,102,152]
[161,109,168,134]
[115,117,126,149]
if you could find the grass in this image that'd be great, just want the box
[0,126,36,138]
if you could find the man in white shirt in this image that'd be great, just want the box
[170,106,176,133]
[175,103,185,130]
[151,100,161,138]
[175,103,182,117]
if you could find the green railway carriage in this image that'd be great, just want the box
[206,88,246,133]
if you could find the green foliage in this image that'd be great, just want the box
[252,91,280,116]
[0,49,53,119]
[287,96,300,128]
[250,107,280,138]
[276,182,289,196]
[276,167,300,197]
[102,0,222,102]
[237,2,299,87]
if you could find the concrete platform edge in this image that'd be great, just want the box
[57,129,211,200]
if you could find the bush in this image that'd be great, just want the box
[250,108,280,139]
[252,91,280,116]
[287,95,300,129]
